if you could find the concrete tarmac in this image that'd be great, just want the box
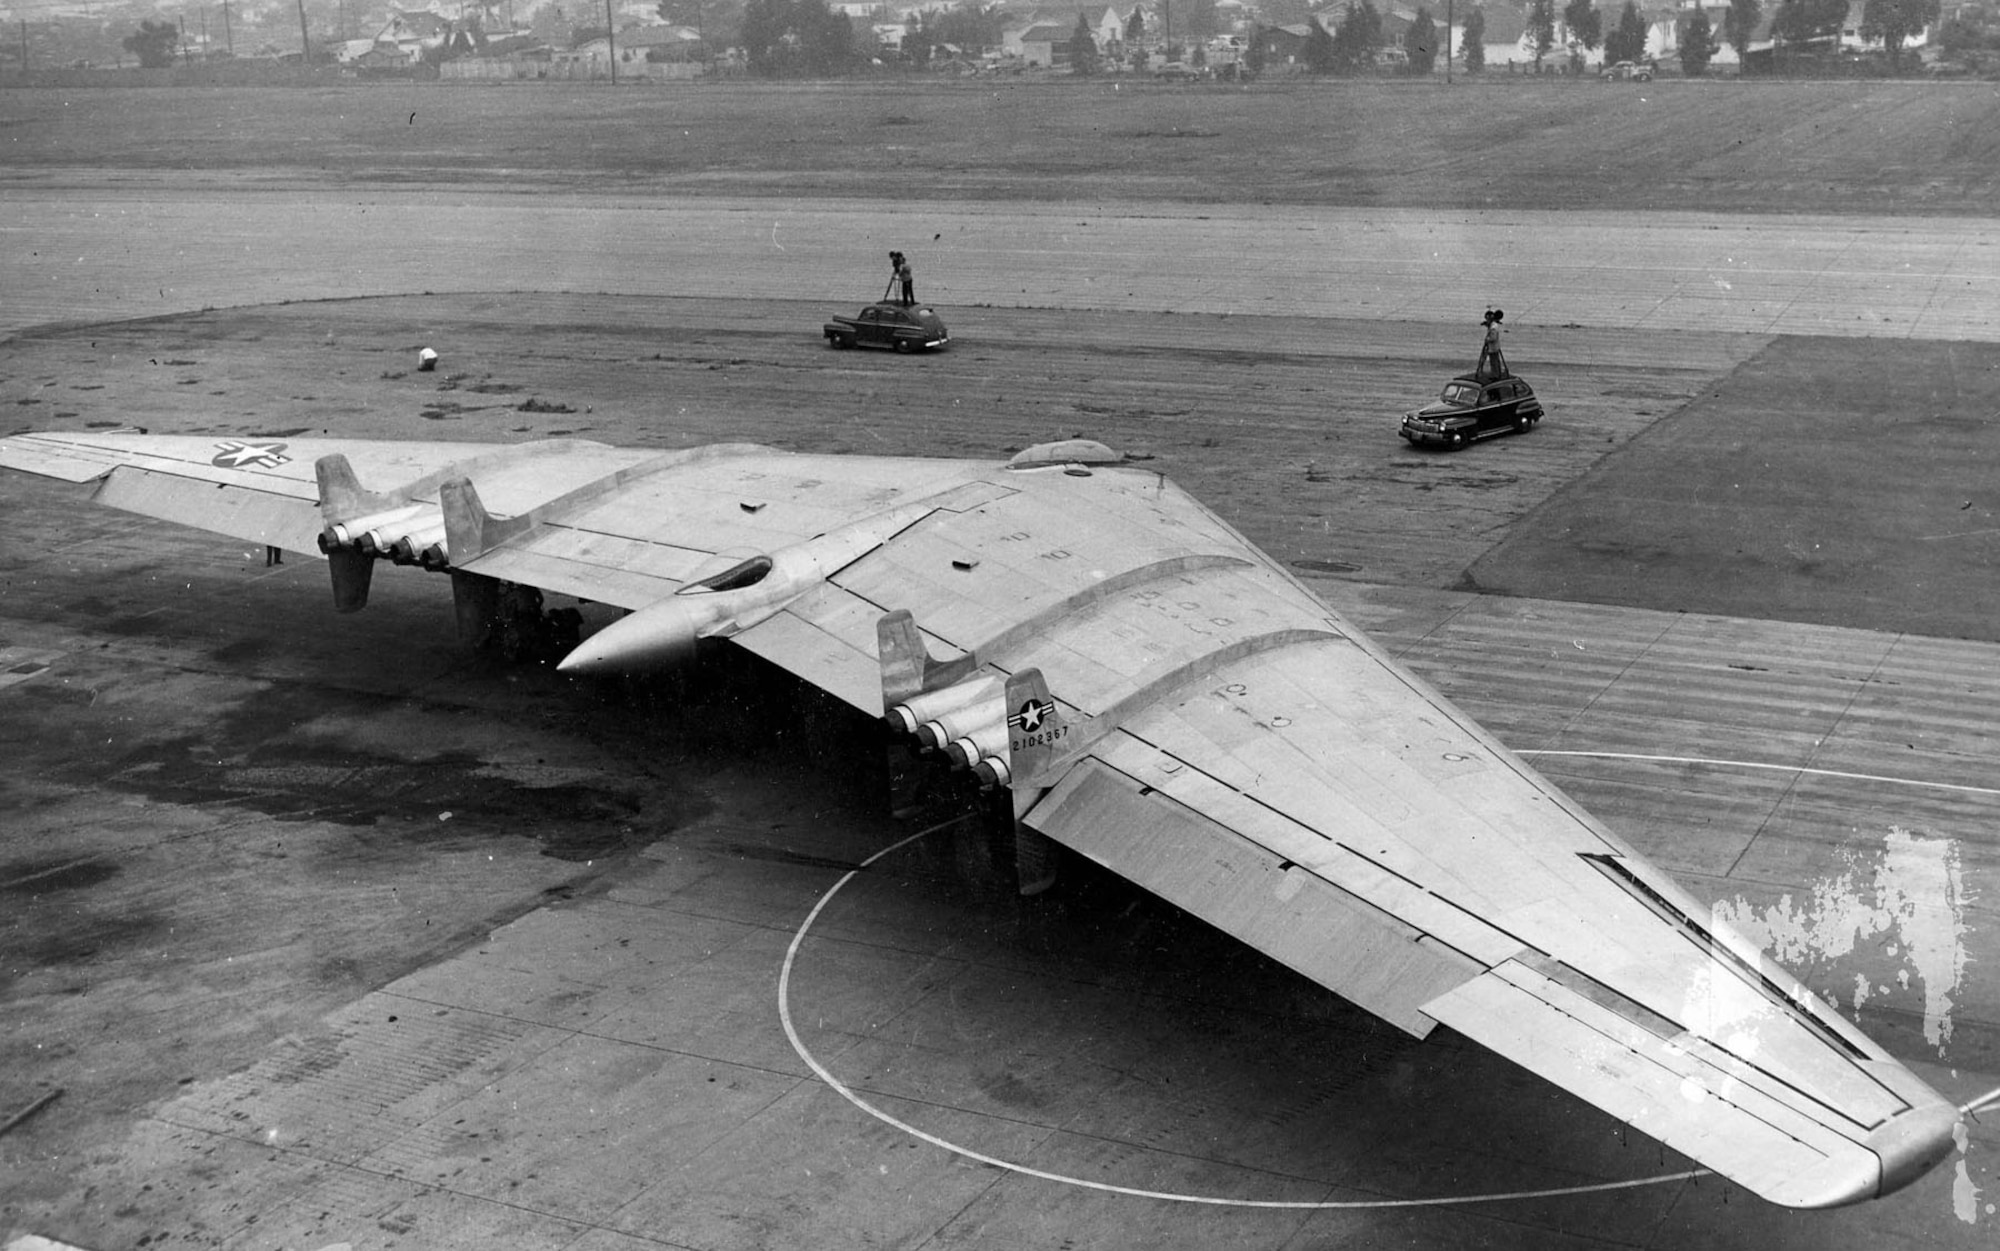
[3,192,1999,1249]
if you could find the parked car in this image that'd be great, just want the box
[1602,59,1654,81]
[1154,61,1200,80]
[1398,373,1544,449]
[823,302,950,353]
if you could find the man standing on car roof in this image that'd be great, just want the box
[897,253,916,306]
[1476,308,1508,379]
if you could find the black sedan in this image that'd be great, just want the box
[1398,373,1544,449]
[823,303,950,352]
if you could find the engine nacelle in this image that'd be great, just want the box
[389,527,451,569]
[328,502,430,549]
[884,674,999,737]
[914,699,1006,753]
[321,506,452,571]
[555,596,719,675]
[943,722,1010,771]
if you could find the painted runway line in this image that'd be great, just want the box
[1525,751,2000,799]
[777,823,1708,1210]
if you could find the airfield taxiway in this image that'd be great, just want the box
[2,194,1998,1250]
[2,188,1996,340]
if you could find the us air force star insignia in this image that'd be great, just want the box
[1014,699,1047,733]
[211,441,291,470]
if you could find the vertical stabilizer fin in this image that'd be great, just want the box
[1002,667,1064,791]
[877,609,933,708]
[440,478,492,564]
[877,609,975,709]
[327,545,375,613]
[451,570,502,647]
[1015,826,1060,895]
[441,476,542,566]
[315,453,393,522]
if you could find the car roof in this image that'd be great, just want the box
[863,302,944,323]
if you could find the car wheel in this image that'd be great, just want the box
[1514,413,1531,433]
[893,338,912,354]
[1446,430,1466,450]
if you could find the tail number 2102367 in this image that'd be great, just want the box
[1014,723,1069,752]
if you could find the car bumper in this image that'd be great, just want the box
[1399,422,1455,445]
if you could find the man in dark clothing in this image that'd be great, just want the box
[1476,308,1508,379]
[897,254,916,305]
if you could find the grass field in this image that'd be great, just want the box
[3,77,1999,214]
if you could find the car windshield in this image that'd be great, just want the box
[1441,382,1481,405]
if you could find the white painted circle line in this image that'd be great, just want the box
[1526,751,2000,798]
[777,825,1707,1209]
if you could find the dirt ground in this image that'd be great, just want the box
[3,79,1998,215]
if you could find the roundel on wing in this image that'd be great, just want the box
[211,440,292,470]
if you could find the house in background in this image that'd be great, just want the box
[567,24,703,63]
[1256,21,1315,65]
[1004,5,1127,55]
[1832,0,1932,51]
[1009,22,1073,64]
[372,10,455,62]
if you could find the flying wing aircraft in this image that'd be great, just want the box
[0,429,1962,1208]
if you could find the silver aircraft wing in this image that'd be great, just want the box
[0,430,1960,1207]
[0,431,664,566]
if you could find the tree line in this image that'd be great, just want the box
[105,0,1946,79]
[1278,0,1938,77]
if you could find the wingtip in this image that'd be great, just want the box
[1765,1101,1959,1208]
[1871,1102,1963,1202]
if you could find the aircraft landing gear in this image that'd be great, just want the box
[888,745,1063,899]
[451,571,583,664]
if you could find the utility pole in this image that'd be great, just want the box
[604,0,614,83]
[222,0,233,55]
[1445,0,1452,82]
[180,13,192,63]
[296,0,310,62]
[18,19,27,74]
